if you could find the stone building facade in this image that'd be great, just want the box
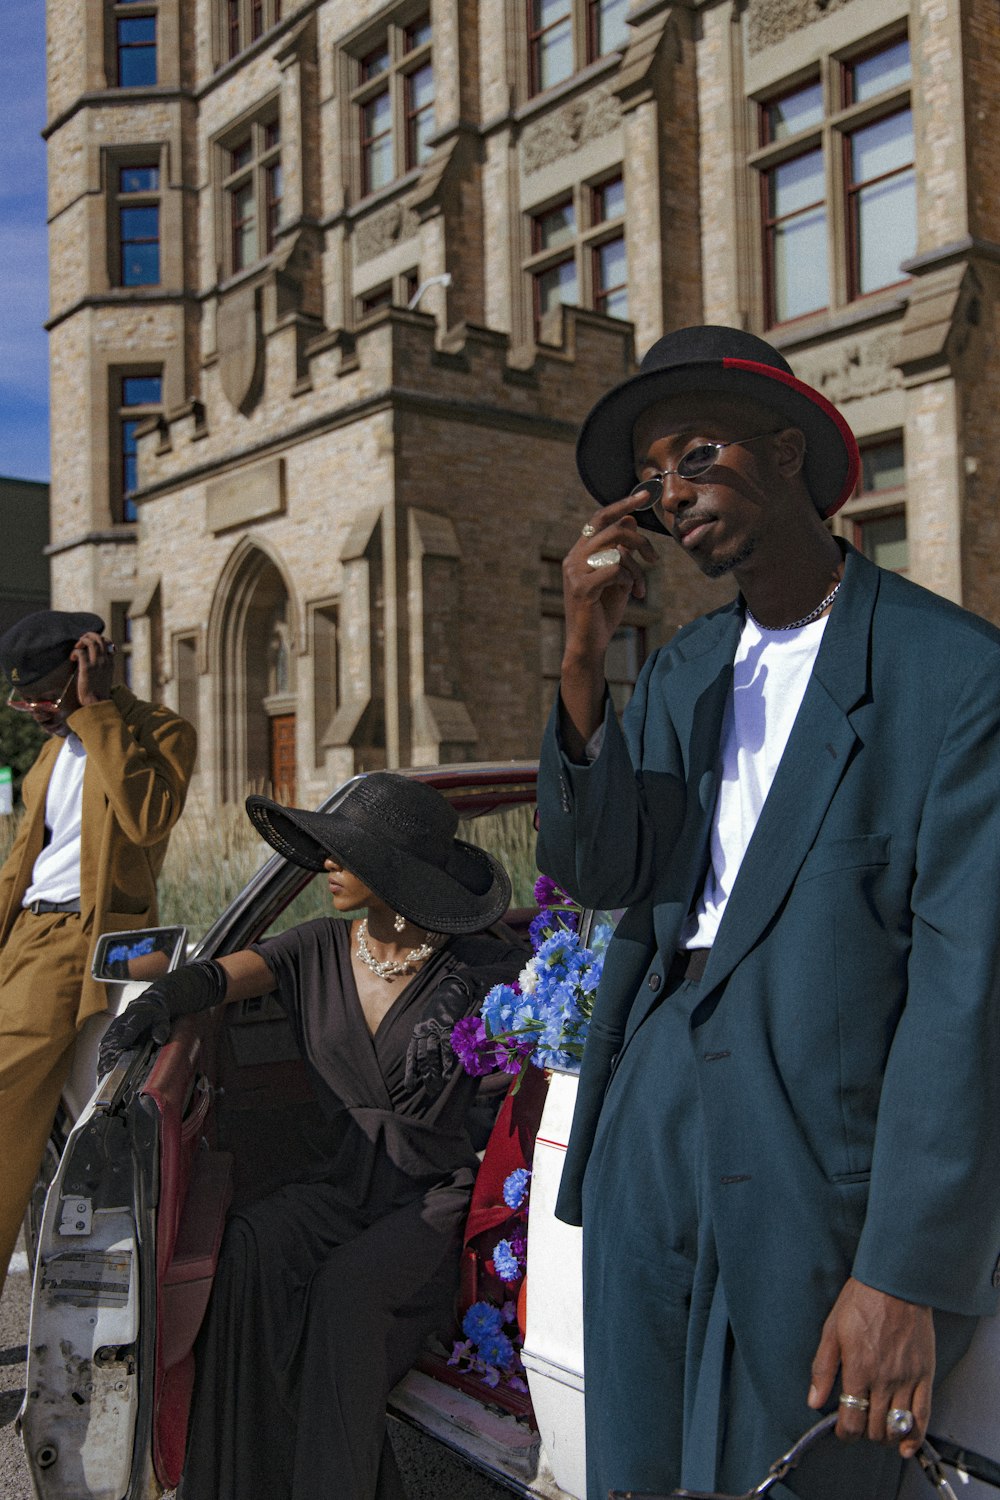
[45,0,999,804]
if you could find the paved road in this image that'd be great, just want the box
[1,1238,515,1500]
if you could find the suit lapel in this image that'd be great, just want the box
[628,604,742,1035]
[701,546,880,995]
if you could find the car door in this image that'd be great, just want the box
[21,763,539,1499]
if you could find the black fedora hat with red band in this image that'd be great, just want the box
[576,324,860,531]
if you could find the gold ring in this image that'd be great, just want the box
[838,1393,870,1412]
[581,521,597,537]
[586,547,622,570]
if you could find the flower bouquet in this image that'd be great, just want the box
[446,880,611,1392]
[451,876,612,1079]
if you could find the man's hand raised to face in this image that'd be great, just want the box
[807,1276,935,1460]
[71,632,115,708]
[559,493,659,758]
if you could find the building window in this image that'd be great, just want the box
[528,0,629,97]
[115,2,157,87]
[115,163,160,286]
[527,173,627,340]
[223,0,282,62]
[114,371,163,522]
[837,435,908,572]
[351,14,434,197]
[175,633,200,739]
[754,33,915,327]
[110,603,134,688]
[539,557,645,725]
[221,112,281,274]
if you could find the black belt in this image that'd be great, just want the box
[668,947,711,985]
[25,899,81,916]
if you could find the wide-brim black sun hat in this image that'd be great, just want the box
[245,773,512,935]
[576,324,860,532]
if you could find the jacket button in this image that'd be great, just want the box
[648,973,661,992]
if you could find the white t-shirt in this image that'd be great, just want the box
[681,612,828,949]
[23,733,87,906]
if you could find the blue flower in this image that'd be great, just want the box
[462,1300,504,1342]
[502,1167,532,1211]
[492,1238,523,1282]
[477,1330,516,1371]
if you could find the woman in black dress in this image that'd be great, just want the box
[100,773,526,1500]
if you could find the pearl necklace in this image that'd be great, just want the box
[355,918,437,980]
[746,581,842,632]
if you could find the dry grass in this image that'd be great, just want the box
[1,796,540,944]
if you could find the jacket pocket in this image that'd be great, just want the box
[798,833,890,883]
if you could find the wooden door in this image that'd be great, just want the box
[269,714,296,804]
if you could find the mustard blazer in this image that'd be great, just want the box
[0,686,197,1024]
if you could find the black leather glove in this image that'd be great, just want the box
[98,959,227,1076]
[404,974,473,1097]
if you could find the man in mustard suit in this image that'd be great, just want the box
[537,327,1000,1498]
[0,610,196,1297]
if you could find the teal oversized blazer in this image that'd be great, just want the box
[537,544,1000,1434]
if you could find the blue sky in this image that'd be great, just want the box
[0,4,50,482]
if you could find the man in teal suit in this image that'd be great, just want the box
[537,326,1000,1499]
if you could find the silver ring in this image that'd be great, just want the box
[838,1393,871,1412]
[586,547,622,570]
[581,521,597,538]
[887,1408,914,1437]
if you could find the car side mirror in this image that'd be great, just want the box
[91,926,188,983]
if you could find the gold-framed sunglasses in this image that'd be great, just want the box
[7,671,77,715]
[629,431,784,521]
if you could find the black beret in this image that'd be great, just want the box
[0,610,105,688]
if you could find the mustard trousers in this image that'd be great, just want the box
[0,908,88,1299]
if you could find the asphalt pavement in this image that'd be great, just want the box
[1,1238,514,1500]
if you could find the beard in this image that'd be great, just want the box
[700,536,757,579]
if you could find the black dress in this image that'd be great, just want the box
[178,918,525,1500]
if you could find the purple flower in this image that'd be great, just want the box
[492,1238,523,1283]
[450,1015,495,1077]
[533,875,563,907]
[462,1300,504,1342]
[502,1167,532,1212]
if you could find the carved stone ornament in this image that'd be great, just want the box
[353,202,420,266]
[790,327,903,405]
[217,282,263,413]
[521,86,622,175]
[747,0,861,54]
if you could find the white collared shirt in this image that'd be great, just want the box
[681,611,828,949]
[23,733,87,906]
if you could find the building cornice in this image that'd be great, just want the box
[46,291,198,334]
[900,237,1000,276]
[43,87,194,141]
[130,386,579,505]
[46,528,138,558]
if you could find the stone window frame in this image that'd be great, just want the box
[220,0,283,64]
[108,150,164,288]
[524,170,627,342]
[342,6,435,203]
[309,597,341,768]
[110,602,135,689]
[526,0,629,99]
[110,366,164,524]
[173,630,202,738]
[749,23,914,331]
[356,268,421,320]
[109,0,158,89]
[215,98,283,280]
[832,431,908,573]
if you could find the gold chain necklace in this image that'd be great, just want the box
[355,918,437,980]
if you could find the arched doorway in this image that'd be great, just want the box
[212,542,298,804]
